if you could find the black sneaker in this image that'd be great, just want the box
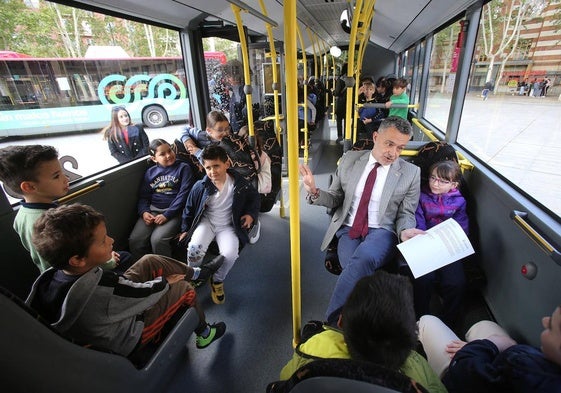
[196,322,226,349]
[197,255,224,282]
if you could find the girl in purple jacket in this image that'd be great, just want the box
[413,160,468,328]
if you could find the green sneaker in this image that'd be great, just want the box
[196,322,226,349]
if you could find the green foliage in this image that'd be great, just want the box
[203,37,239,61]
[1,0,181,58]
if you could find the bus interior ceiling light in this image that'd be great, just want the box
[330,46,342,57]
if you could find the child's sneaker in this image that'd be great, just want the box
[196,322,226,349]
[248,219,261,244]
[211,278,225,304]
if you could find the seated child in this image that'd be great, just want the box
[385,77,409,120]
[129,139,195,259]
[418,314,561,392]
[0,145,132,273]
[413,160,468,327]
[179,145,260,304]
[357,81,378,136]
[276,271,446,393]
[26,203,226,355]
[179,110,231,162]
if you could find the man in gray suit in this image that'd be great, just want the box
[300,116,423,323]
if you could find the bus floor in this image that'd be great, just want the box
[165,118,492,392]
[166,118,341,393]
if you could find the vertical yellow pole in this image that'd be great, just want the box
[231,4,255,138]
[307,28,318,80]
[284,0,302,348]
[258,0,286,218]
[343,0,363,149]
[296,25,309,164]
[353,2,375,143]
[331,51,336,122]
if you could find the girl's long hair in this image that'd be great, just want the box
[102,106,131,143]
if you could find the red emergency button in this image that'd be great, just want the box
[521,262,537,280]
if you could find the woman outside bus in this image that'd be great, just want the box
[103,106,150,163]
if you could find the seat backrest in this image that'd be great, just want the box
[0,286,199,393]
[267,359,429,393]
[289,377,403,393]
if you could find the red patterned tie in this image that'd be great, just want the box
[349,162,380,239]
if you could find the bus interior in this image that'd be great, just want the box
[1,0,561,392]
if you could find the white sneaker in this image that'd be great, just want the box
[248,220,261,244]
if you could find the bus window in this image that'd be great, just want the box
[457,0,561,218]
[203,37,235,115]
[0,0,190,197]
[424,20,464,132]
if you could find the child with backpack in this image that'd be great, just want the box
[179,110,231,162]
[413,160,468,327]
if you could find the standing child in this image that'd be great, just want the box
[385,78,409,121]
[179,145,260,304]
[102,106,150,164]
[129,139,195,259]
[413,160,468,327]
[27,203,225,355]
[0,145,131,273]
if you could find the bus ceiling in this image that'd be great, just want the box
[61,0,491,54]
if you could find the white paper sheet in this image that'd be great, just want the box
[397,218,475,278]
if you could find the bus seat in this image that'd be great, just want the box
[267,359,429,393]
[0,286,199,393]
[288,377,405,393]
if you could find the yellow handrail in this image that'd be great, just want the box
[284,0,302,348]
[56,180,104,204]
[411,118,474,171]
[231,4,255,139]
[343,0,364,148]
[258,0,286,218]
[296,25,309,164]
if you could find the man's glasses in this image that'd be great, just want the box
[429,175,452,185]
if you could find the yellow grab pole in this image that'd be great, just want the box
[258,0,286,218]
[331,51,336,121]
[343,0,364,150]
[306,28,318,81]
[352,2,375,143]
[296,25,309,164]
[231,4,255,138]
[284,0,302,348]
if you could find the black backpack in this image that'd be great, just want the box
[411,141,458,187]
[170,139,205,180]
[255,120,283,212]
[218,133,260,187]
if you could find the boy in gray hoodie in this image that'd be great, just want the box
[26,203,225,356]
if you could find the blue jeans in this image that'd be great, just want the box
[325,226,397,323]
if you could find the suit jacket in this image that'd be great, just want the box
[311,150,420,250]
[107,125,150,164]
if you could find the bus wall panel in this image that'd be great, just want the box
[468,168,561,347]
[0,210,38,299]
[0,160,148,300]
[73,160,148,251]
